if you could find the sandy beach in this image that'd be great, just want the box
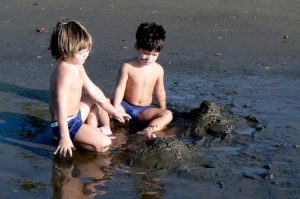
[0,0,300,198]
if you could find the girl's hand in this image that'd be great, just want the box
[54,137,76,157]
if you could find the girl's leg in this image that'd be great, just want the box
[79,94,96,122]
[86,104,98,128]
[74,124,112,152]
[97,101,112,135]
[80,95,112,135]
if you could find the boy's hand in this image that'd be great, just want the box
[54,137,76,157]
[113,111,131,123]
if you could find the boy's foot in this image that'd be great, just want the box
[137,127,157,139]
[99,127,112,136]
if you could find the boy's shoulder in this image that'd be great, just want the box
[120,58,138,71]
[122,58,163,69]
[122,57,137,66]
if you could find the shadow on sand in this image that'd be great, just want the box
[0,82,54,159]
[0,82,49,103]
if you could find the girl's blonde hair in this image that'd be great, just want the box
[49,19,92,60]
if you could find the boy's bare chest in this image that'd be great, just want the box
[129,70,157,85]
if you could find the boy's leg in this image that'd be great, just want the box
[137,108,173,138]
[74,124,112,152]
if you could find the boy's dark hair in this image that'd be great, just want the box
[135,22,166,52]
[49,19,92,60]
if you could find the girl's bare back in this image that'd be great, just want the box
[49,61,83,121]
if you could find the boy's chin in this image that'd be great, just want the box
[140,60,154,65]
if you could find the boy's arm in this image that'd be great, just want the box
[81,66,131,122]
[154,69,167,110]
[113,64,128,110]
[54,67,75,157]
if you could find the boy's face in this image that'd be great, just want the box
[137,49,160,65]
[72,48,90,65]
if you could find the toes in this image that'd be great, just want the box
[147,132,156,139]
[137,129,157,139]
[99,127,112,136]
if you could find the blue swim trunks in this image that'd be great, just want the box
[51,111,83,140]
[121,100,151,120]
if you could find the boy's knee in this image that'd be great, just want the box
[162,110,173,122]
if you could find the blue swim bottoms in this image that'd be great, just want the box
[121,100,151,120]
[51,111,83,140]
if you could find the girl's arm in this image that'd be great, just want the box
[54,65,75,157]
[81,65,131,122]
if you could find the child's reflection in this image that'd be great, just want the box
[51,151,112,199]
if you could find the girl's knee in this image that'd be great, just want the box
[86,110,98,127]
[94,137,112,152]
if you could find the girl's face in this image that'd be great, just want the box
[137,49,160,65]
[73,48,90,65]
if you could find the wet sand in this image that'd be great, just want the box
[0,0,300,198]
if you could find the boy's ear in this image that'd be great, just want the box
[134,43,138,50]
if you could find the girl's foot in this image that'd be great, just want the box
[99,126,112,136]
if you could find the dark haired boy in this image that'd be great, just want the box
[113,22,173,139]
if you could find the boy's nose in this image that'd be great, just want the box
[146,55,152,60]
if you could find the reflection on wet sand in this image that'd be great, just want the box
[136,177,166,199]
[51,125,170,199]
[52,152,113,199]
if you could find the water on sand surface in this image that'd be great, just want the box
[1,74,300,198]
